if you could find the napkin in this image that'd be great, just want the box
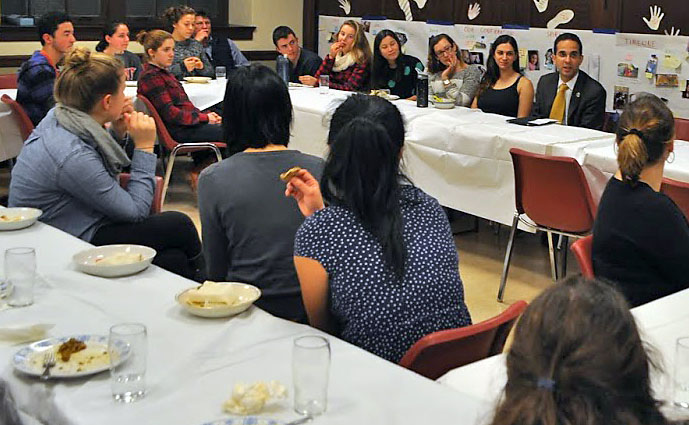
[223,381,287,415]
[0,324,54,344]
[184,281,239,306]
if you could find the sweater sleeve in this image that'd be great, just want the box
[198,168,230,281]
[57,148,156,222]
[456,66,482,107]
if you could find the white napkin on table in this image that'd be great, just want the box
[0,323,54,344]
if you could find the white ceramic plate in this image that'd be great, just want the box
[432,100,455,109]
[12,334,130,379]
[0,208,42,231]
[184,76,211,84]
[73,245,156,277]
[176,282,261,318]
[125,80,137,87]
[201,418,285,425]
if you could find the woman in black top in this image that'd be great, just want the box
[471,35,533,118]
[592,94,689,307]
[371,30,424,100]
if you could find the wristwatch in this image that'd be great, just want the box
[443,79,451,85]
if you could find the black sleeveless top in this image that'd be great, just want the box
[476,76,521,117]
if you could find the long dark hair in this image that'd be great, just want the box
[479,35,521,94]
[428,33,462,74]
[323,95,408,278]
[222,64,293,154]
[372,30,403,89]
[616,93,675,185]
[95,21,126,52]
[490,276,671,425]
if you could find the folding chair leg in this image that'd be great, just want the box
[160,147,180,207]
[547,231,558,282]
[210,146,223,162]
[558,235,568,278]
[497,213,520,302]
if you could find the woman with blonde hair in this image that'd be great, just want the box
[9,47,204,280]
[299,20,371,92]
[490,276,676,425]
[592,93,689,306]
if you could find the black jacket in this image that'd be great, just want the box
[533,70,607,130]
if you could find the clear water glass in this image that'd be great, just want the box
[5,247,35,307]
[673,337,689,408]
[109,323,147,403]
[319,75,330,94]
[293,335,330,416]
[215,66,226,79]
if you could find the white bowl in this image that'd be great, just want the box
[73,245,156,277]
[432,100,455,109]
[0,208,42,231]
[176,282,261,318]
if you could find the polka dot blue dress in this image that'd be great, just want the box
[295,185,472,363]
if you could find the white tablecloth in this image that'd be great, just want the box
[288,87,616,226]
[437,287,689,424]
[0,222,484,425]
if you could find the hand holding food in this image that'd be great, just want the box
[207,112,222,125]
[284,168,325,217]
[194,29,209,43]
[194,57,204,70]
[183,57,197,72]
[329,41,344,59]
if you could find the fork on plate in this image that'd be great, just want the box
[40,351,56,380]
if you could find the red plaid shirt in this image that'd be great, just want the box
[314,56,370,92]
[137,63,208,129]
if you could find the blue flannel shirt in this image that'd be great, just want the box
[16,51,57,126]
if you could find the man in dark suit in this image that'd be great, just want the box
[533,33,606,130]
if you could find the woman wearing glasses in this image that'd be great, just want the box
[428,34,482,107]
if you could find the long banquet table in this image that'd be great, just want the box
[0,221,484,425]
[438,287,689,424]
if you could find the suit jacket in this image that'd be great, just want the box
[533,70,607,130]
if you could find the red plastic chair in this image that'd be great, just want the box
[675,118,689,142]
[0,74,18,89]
[570,235,594,279]
[1,94,34,141]
[498,148,597,301]
[399,300,528,380]
[136,94,226,206]
[661,177,689,220]
[118,173,164,214]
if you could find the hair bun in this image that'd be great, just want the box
[64,47,91,69]
[136,30,148,45]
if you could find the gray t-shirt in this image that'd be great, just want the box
[198,149,324,301]
[116,50,143,81]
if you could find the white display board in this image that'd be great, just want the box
[318,16,689,119]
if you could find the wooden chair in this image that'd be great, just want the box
[118,173,164,214]
[135,94,225,206]
[399,300,528,380]
[570,235,594,279]
[498,148,597,301]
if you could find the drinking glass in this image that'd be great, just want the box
[5,247,35,307]
[319,75,330,94]
[215,66,227,80]
[109,323,147,403]
[293,335,330,416]
[673,337,689,408]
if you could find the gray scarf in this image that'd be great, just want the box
[54,103,131,176]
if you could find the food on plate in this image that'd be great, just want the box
[223,380,287,415]
[279,166,302,182]
[57,337,86,362]
[0,215,22,222]
[185,281,239,307]
[432,95,453,103]
[93,252,144,266]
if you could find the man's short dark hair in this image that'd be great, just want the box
[272,26,296,47]
[554,32,583,55]
[223,64,293,152]
[195,9,209,19]
[37,12,71,46]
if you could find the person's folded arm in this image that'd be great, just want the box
[57,148,155,222]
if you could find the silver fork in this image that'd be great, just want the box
[40,351,56,381]
[284,416,313,425]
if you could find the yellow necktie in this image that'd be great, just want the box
[549,83,569,123]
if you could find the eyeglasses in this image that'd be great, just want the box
[434,44,454,57]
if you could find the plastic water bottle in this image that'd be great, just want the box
[276,54,290,84]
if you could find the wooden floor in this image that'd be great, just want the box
[1,158,581,323]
